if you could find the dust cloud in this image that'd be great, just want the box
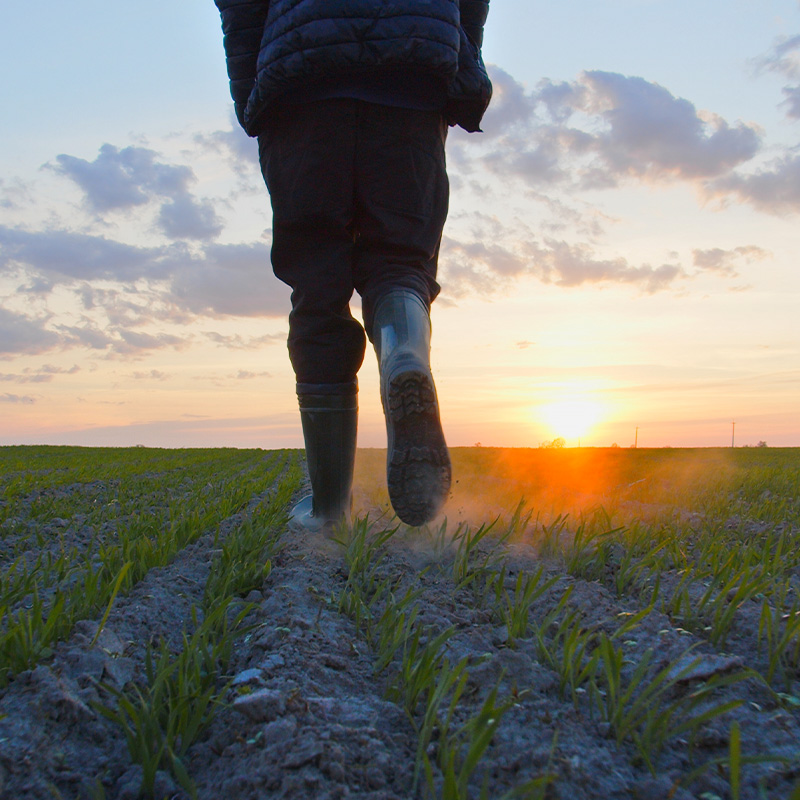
[352,446,741,543]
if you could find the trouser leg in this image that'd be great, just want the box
[258,101,366,384]
[351,104,449,340]
[257,100,448,379]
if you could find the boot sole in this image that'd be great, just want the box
[385,370,451,526]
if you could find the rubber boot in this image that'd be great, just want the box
[372,290,451,526]
[290,384,358,535]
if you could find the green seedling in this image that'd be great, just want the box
[529,587,600,703]
[386,625,458,717]
[605,523,669,598]
[592,635,748,772]
[498,730,558,800]
[336,518,400,636]
[203,509,286,607]
[372,586,422,675]
[503,498,535,542]
[452,519,510,596]
[413,653,470,796]
[729,720,741,800]
[452,520,494,587]
[470,562,508,611]
[425,518,452,561]
[0,450,302,683]
[496,565,558,648]
[95,603,253,798]
[337,517,397,592]
[758,592,800,689]
[563,512,624,581]
[0,589,74,684]
[537,513,569,560]
[665,554,774,646]
[680,718,790,798]
[90,561,132,647]
[436,682,516,800]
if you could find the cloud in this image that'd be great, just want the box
[40,363,80,375]
[442,232,684,295]
[204,331,285,348]
[169,242,290,318]
[707,152,800,214]
[479,66,538,134]
[52,144,193,212]
[700,28,800,214]
[234,370,271,379]
[57,321,117,351]
[0,178,33,210]
[0,225,178,283]
[131,370,170,380]
[0,364,80,384]
[0,393,36,404]
[0,372,52,384]
[0,132,283,360]
[574,71,761,182]
[692,245,771,276]
[0,308,60,357]
[783,85,800,119]
[461,66,800,218]
[543,240,682,291]
[1,223,289,325]
[458,67,762,191]
[157,195,223,241]
[756,33,800,119]
[194,111,260,179]
[51,144,222,240]
[115,329,187,356]
[52,320,190,358]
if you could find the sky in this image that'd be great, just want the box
[1,0,799,449]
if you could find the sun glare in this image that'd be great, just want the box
[541,398,603,443]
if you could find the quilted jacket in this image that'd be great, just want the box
[214,0,491,135]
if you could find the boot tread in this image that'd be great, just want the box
[385,370,451,526]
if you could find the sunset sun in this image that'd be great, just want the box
[541,398,603,443]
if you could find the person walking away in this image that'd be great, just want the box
[213,0,492,530]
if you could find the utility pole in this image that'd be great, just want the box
[634,427,639,449]
[731,421,736,448]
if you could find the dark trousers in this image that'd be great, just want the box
[258,99,449,386]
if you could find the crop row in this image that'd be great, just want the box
[328,503,800,799]
[95,466,303,797]
[0,448,301,687]
[536,502,800,693]
[0,447,269,530]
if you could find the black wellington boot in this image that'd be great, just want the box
[372,290,451,526]
[290,384,358,535]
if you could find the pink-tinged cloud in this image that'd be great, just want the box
[456,67,762,190]
[707,153,800,215]
[692,245,771,276]
[0,308,60,356]
[442,231,684,295]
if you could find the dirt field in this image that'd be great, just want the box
[0,446,799,799]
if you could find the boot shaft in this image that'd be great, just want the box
[297,385,358,524]
[372,290,432,384]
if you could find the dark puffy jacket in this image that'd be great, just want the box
[214,0,491,135]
